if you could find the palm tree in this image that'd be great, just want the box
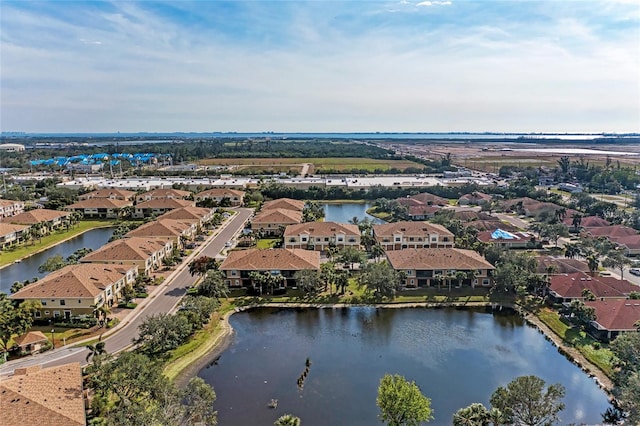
[348,216,360,226]
[95,305,111,327]
[453,403,490,426]
[586,254,599,276]
[371,243,385,262]
[86,338,106,363]
[564,243,580,259]
[274,414,301,426]
[433,273,444,290]
[454,271,468,289]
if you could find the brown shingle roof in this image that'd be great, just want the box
[252,208,303,224]
[196,188,245,198]
[385,248,494,270]
[262,198,305,211]
[585,225,638,238]
[453,211,499,222]
[408,205,441,217]
[157,206,215,221]
[2,209,70,224]
[610,235,640,250]
[135,198,194,209]
[549,272,637,299]
[0,222,29,235]
[79,188,136,200]
[9,263,134,299]
[0,363,85,426]
[409,192,448,206]
[65,198,132,209]
[373,221,454,238]
[284,222,360,237]
[586,299,640,331]
[563,215,610,228]
[81,237,171,262]
[536,256,590,274]
[138,188,192,199]
[221,248,320,271]
[126,219,194,238]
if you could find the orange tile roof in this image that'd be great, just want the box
[0,199,23,207]
[138,188,192,199]
[196,188,245,198]
[252,208,303,225]
[9,263,134,299]
[135,198,194,209]
[126,219,194,238]
[284,221,360,237]
[373,221,454,238]
[13,331,48,347]
[385,248,494,270]
[1,363,85,426]
[79,188,136,200]
[66,198,132,209]
[262,198,305,211]
[585,225,638,238]
[549,272,637,299]
[409,192,448,206]
[2,209,70,224]
[535,256,589,274]
[221,248,320,271]
[0,222,29,235]
[586,299,640,331]
[81,237,171,262]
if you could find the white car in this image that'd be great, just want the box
[629,268,640,276]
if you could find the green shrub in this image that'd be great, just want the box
[123,302,138,309]
[106,318,120,328]
[136,292,149,298]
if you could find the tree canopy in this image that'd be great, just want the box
[376,374,433,426]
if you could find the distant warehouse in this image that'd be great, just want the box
[0,143,25,152]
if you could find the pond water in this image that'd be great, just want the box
[0,227,114,294]
[321,202,385,224]
[199,307,611,426]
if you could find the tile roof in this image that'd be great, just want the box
[563,215,610,228]
[13,331,48,347]
[221,248,320,271]
[135,198,194,209]
[65,198,132,209]
[610,235,640,250]
[459,192,493,202]
[284,221,360,237]
[477,230,533,243]
[536,256,590,274]
[464,220,520,232]
[0,363,85,426]
[407,205,441,217]
[81,237,171,262]
[252,208,303,224]
[0,199,23,207]
[584,225,638,238]
[395,198,426,207]
[549,272,637,299]
[385,248,494,270]
[196,188,245,198]
[586,299,640,331]
[2,209,70,224]
[79,188,136,200]
[373,221,454,238]
[0,222,29,235]
[157,206,215,221]
[138,188,192,199]
[126,219,194,238]
[409,192,448,206]
[262,198,305,211]
[9,263,134,299]
[453,211,499,222]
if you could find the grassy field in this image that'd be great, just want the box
[0,220,116,268]
[199,157,423,172]
[537,308,614,377]
[255,238,279,249]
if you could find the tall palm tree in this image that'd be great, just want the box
[86,339,106,363]
[586,254,599,276]
[453,403,490,426]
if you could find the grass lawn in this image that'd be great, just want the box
[0,220,116,267]
[199,157,423,172]
[28,325,96,348]
[255,238,279,249]
[537,308,614,377]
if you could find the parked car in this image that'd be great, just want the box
[629,268,640,276]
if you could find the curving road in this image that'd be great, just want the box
[0,208,253,376]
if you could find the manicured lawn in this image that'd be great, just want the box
[0,220,116,267]
[537,308,614,377]
[255,238,279,249]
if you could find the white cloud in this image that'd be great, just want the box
[416,1,452,6]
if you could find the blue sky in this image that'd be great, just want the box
[1,0,638,133]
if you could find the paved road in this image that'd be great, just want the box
[0,208,253,376]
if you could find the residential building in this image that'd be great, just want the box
[251,208,303,236]
[458,192,493,206]
[65,198,132,219]
[220,248,320,288]
[132,198,194,219]
[548,272,638,303]
[0,199,25,218]
[12,331,49,355]
[407,205,441,220]
[1,363,85,426]
[409,192,449,206]
[563,215,610,230]
[373,221,454,250]
[2,209,71,232]
[136,188,192,203]
[78,188,136,201]
[262,197,305,212]
[477,229,535,249]
[284,222,360,251]
[610,235,640,256]
[585,299,640,341]
[582,225,638,238]
[385,248,495,288]
[536,256,590,275]
[0,222,29,249]
[125,218,198,246]
[157,206,217,228]
[9,263,138,319]
[80,237,174,275]
[195,188,245,206]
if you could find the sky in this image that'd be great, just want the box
[1,0,639,133]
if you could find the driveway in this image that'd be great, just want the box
[0,208,253,376]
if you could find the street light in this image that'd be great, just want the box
[51,329,55,349]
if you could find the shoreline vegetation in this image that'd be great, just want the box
[165,297,615,397]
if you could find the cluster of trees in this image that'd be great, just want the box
[36,247,93,274]
[0,294,41,361]
[609,332,640,424]
[376,374,566,426]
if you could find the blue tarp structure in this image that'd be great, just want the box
[491,229,516,240]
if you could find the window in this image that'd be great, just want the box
[289,238,296,242]
[410,279,414,285]
[231,270,237,276]
[337,237,343,242]
[41,300,47,306]
[443,237,449,242]
[406,270,413,276]
[78,300,82,304]
[235,280,239,286]
[301,237,307,242]
[34,311,41,318]
[44,311,50,315]
[395,237,401,242]
[483,279,490,285]
[60,300,66,306]
[53,311,60,318]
